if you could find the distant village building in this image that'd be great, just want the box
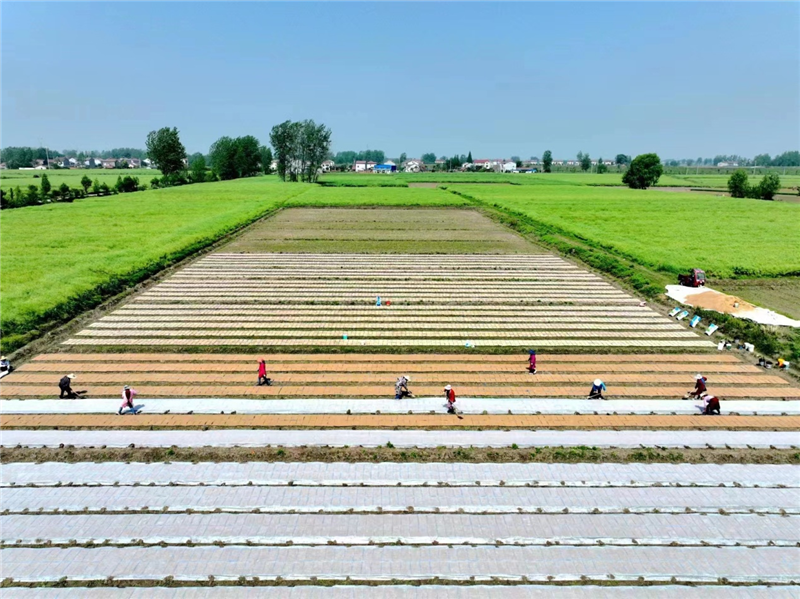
[717,162,739,167]
[354,160,377,172]
[321,160,335,173]
[502,161,516,173]
[374,163,397,174]
[102,159,117,169]
[127,158,142,168]
[403,159,423,173]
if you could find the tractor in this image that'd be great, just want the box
[678,268,706,288]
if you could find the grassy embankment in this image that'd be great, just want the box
[0,168,161,191]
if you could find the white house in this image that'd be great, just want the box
[403,160,423,173]
[502,161,517,173]
[321,160,335,173]
[717,162,739,167]
[354,160,377,172]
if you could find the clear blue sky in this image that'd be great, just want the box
[2,2,798,159]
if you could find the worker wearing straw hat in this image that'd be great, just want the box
[588,379,606,400]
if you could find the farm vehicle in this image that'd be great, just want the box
[678,268,706,288]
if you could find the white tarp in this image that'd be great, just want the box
[665,285,800,328]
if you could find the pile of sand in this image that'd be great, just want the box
[665,285,800,328]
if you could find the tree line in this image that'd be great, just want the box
[269,120,332,183]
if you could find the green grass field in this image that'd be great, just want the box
[0,168,161,191]
[0,177,310,347]
[451,183,800,279]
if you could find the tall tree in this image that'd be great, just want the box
[209,137,238,180]
[596,157,608,174]
[269,119,331,183]
[466,151,473,163]
[580,153,591,172]
[421,153,436,164]
[622,153,663,189]
[145,127,186,176]
[615,154,630,166]
[542,150,553,173]
[398,152,407,165]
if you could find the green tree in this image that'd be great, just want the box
[233,135,262,178]
[209,136,237,180]
[753,154,772,167]
[615,154,630,166]
[727,169,749,198]
[596,157,608,174]
[622,153,664,189]
[771,151,800,167]
[145,127,187,176]
[40,173,51,197]
[260,146,274,174]
[756,173,781,200]
[80,175,92,194]
[466,151,473,163]
[296,120,332,183]
[190,155,207,183]
[92,179,101,194]
[542,150,553,173]
[58,182,71,200]
[398,152,407,165]
[421,153,437,164]
[269,119,331,183]
[580,153,591,172]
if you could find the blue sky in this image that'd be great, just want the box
[2,2,798,159]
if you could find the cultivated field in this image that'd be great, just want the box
[0,168,160,190]
[224,206,535,253]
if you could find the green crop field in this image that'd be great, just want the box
[0,177,310,348]
[668,173,800,190]
[318,173,409,187]
[451,183,800,279]
[0,168,161,191]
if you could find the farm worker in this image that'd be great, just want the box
[528,350,537,374]
[0,356,12,379]
[702,395,721,415]
[444,384,456,413]
[685,374,708,399]
[777,358,790,370]
[395,376,412,399]
[58,374,81,399]
[257,360,272,386]
[118,385,138,415]
[588,379,606,400]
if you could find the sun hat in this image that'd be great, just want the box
[404,376,411,382]
[593,379,602,386]
[124,385,130,390]
[529,350,536,355]
[695,373,703,380]
[67,373,75,379]
[1,356,6,360]
[444,385,452,391]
